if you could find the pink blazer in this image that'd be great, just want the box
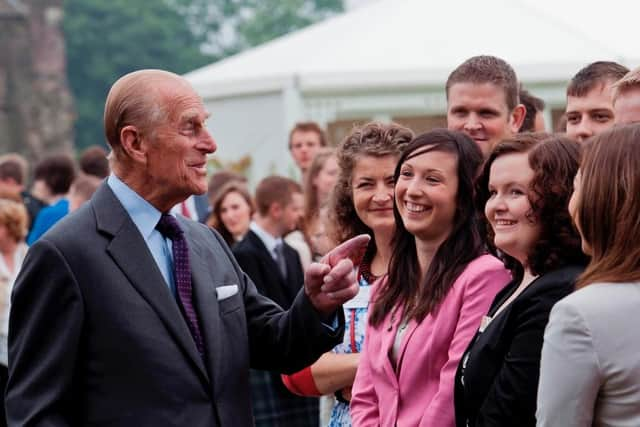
[350,254,510,427]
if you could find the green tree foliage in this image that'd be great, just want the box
[238,0,344,47]
[168,0,343,55]
[64,0,213,150]
[64,0,343,151]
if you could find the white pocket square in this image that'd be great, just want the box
[216,285,239,301]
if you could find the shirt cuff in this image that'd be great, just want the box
[320,313,339,331]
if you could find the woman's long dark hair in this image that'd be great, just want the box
[369,129,485,326]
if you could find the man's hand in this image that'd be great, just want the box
[305,234,370,317]
[320,234,371,268]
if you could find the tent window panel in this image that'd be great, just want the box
[327,118,371,146]
[392,115,447,134]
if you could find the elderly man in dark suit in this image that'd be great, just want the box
[6,69,362,427]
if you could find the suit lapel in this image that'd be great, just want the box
[93,184,209,382]
[282,245,303,300]
[248,231,283,278]
[182,219,221,389]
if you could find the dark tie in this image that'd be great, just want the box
[274,242,288,279]
[156,214,205,355]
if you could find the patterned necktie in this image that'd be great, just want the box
[274,242,288,279]
[156,214,204,355]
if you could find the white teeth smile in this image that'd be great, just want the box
[405,202,427,213]
[495,219,516,226]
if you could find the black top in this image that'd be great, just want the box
[454,265,584,427]
[21,190,46,231]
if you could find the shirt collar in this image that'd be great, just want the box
[107,174,164,240]
[250,221,283,254]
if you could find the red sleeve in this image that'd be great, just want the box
[281,366,321,397]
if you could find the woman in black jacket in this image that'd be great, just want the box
[454,134,588,427]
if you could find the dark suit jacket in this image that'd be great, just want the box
[232,230,303,310]
[6,183,343,427]
[454,265,583,427]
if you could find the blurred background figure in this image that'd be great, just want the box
[27,154,76,244]
[206,170,248,205]
[206,181,254,247]
[285,122,329,269]
[0,198,29,427]
[537,124,640,427]
[0,154,46,231]
[518,88,546,132]
[302,147,339,260]
[612,67,640,125]
[68,174,102,212]
[79,145,110,179]
[288,122,328,183]
[564,61,629,142]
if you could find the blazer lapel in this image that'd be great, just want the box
[246,231,291,305]
[182,221,221,390]
[251,232,284,279]
[282,246,303,300]
[380,310,401,385]
[395,318,419,376]
[93,184,209,382]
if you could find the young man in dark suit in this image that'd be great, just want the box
[233,175,319,426]
[6,69,362,427]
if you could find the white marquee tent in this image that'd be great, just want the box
[185,0,638,182]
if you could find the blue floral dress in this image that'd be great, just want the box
[328,255,376,427]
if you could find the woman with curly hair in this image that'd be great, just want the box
[350,129,510,427]
[453,134,588,427]
[282,121,413,426]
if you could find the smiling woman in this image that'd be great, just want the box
[454,133,587,427]
[350,129,510,427]
[281,121,413,427]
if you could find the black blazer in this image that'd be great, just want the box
[233,230,304,310]
[454,265,583,427]
[6,183,343,427]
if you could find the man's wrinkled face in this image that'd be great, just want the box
[143,83,217,203]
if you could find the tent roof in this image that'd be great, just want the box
[186,0,638,98]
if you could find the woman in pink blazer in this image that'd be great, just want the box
[350,130,510,427]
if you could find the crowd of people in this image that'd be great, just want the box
[0,55,639,427]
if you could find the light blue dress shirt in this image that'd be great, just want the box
[107,174,176,296]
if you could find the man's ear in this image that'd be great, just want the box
[510,104,527,133]
[120,125,148,164]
